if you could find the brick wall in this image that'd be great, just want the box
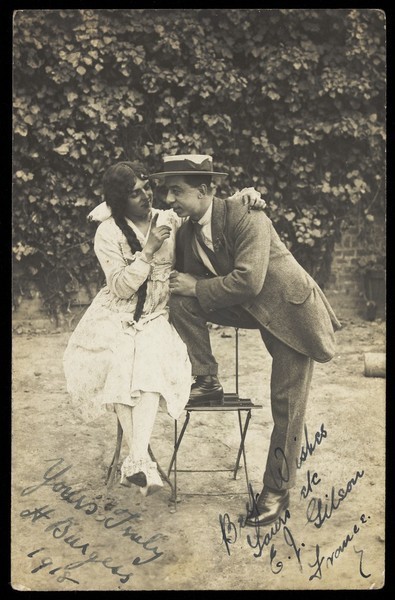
[326,207,386,320]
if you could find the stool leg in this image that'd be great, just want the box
[233,410,251,492]
[167,412,191,476]
[148,444,176,503]
[106,418,123,489]
[173,420,178,510]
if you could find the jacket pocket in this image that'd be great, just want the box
[283,277,315,305]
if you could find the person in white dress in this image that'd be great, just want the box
[63,160,264,496]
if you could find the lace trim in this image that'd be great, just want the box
[120,455,161,484]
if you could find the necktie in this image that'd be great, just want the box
[192,221,204,246]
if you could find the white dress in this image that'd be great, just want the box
[63,208,192,423]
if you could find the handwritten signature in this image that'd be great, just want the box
[19,458,168,585]
[306,470,365,529]
[21,458,164,564]
[218,422,371,583]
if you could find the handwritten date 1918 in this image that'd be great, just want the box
[27,548,80,585]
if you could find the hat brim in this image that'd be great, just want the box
[149,170,228,179]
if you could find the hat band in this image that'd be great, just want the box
[161,158,213,173]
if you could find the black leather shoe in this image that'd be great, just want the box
[245,487,290,527]
[188,375,224,405]
[126,471,147,487]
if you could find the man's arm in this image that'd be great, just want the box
[170,211,271,310]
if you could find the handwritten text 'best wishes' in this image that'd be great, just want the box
[218,423,371,582]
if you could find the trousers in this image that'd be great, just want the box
[169,295,314,490]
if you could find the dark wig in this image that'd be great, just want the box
[102,161,151,322]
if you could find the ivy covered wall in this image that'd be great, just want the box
[13,8,386,322]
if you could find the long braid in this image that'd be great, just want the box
[103,161,150,323]
[113,211,148,322]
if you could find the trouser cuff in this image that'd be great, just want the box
[192,366,218,376]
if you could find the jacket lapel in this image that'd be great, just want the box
[210,197,234,274]
[211,197,226,252]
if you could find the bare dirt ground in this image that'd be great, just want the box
[11,316,386,591]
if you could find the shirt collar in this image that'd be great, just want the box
[197,201,213,227]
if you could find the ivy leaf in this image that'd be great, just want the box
[268,91,281,101]
[67,92,78,102]
[164,97,176,108]
[122,107,136,118]
[23,114,34,126]
[54,143,70,155]
[15,124,28,137]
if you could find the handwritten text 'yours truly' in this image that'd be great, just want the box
[19,458,167,585]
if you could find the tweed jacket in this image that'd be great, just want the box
[175,196,341,363]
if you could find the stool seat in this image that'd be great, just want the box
[185,393,258,410]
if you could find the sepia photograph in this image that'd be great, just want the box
[12,8,386,591]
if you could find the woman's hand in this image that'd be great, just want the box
[143,213,171,258]
[230,187,267,211]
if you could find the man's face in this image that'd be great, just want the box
[164,176,203,220]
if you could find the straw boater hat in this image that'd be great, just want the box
[149,154,228,179]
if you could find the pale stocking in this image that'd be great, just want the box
[114,393,163,493]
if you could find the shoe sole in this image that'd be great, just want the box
[187,391,224,407]
[187,399,224,407]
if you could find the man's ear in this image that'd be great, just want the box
[198,184,207,197]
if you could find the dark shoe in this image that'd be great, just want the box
[245,487,290,527]
[139,464,164,497]
[188,375,224,405]
[126,471,147,487]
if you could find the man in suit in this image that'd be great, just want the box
[150,154,341,527]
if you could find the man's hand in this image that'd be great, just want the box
[169,271,198,296]
[229,187,267,211]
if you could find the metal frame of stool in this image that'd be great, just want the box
[167,328,262,509]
